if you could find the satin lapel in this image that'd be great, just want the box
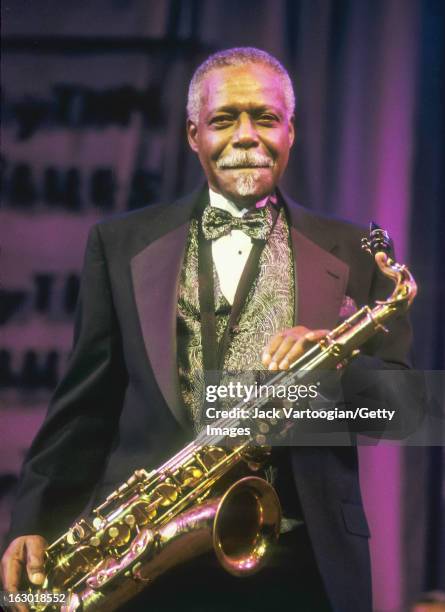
[131,223,191,431]
[290,227,349,329]
[130,187,208,432]
[282,194,350,329]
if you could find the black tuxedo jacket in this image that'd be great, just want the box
[8,187,414,612]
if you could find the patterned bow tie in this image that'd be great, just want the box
[201,205,273,241]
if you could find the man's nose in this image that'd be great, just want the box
[232,113,259,148]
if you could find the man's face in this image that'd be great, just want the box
[187,63,295,207]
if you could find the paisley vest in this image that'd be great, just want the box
[177,205,295,430]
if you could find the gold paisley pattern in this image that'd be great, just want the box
[177,206,294,429]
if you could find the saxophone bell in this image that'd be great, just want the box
[49,477,281,612]
[213,476,281,576]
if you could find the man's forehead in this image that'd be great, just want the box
[200,64,286,112]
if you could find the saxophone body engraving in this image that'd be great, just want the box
[31,224,417,611]
[37,445,279,611]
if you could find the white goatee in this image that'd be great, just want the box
[235,170,261,196]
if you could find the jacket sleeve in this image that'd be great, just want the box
[5,224,128,543]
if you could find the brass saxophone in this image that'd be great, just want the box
[31,224,417,611]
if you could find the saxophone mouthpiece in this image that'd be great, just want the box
[362,222,417,306]
[368,222,393,256]
[361,222,393,257]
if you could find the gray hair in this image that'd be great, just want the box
[187,47,295,123]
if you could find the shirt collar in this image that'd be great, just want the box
[208,188,274,218]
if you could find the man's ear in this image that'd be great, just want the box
[288,114,296,147]
[187,119,199,153]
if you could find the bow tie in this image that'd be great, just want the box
[201,205,273,241]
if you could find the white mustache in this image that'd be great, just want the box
[216,152,274,169]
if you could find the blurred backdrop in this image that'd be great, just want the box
[1,1,444,610]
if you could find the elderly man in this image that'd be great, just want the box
[1,47,413,612]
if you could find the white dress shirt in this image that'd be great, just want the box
[209,188,269,304]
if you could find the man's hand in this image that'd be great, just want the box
[262,326,329,370]
[1,535,47,611]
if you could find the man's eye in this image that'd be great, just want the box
[210,116,233,127]
[258,114,278,124]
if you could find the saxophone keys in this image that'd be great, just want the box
[66,522,86,545]
[93,517,103,529]
[124,514,136,527]
[153,482,179,507]
[107,523,132,547]
[179,465,204,487]
[361,237,371,254]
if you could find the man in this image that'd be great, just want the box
[1,47,414,611]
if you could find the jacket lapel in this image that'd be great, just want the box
[130,188,206,432]
[283,193,350,329]
[131,224,190,430]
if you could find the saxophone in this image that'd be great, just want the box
[30,224,417,611]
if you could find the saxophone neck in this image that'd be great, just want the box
[363,223,417,309]
[374,252,417,308]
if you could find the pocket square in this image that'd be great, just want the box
[339,295,358,321]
